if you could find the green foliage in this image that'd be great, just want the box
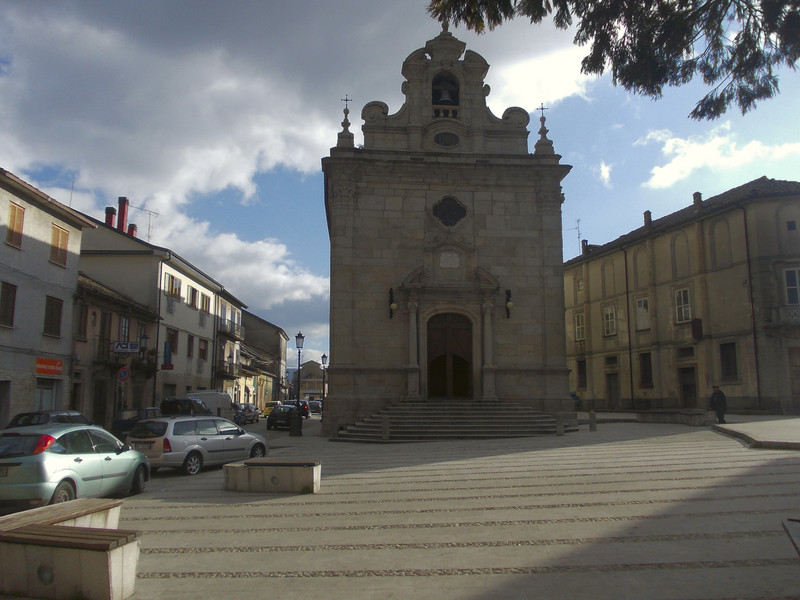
[428,0,800,119]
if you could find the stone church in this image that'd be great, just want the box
[321,27,572,437]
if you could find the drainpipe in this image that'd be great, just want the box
[741,206,762,410]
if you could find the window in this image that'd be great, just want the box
[575,312,585,341]
[166,328,179,355]
[576,359,587,389]
[75,302,88,339]
[720,342,738,380]
[187,334,194,358]
[198,338,208,360]
[118,315,130,342]
[0,281,17,327]
[188,287,198,309]
[635,297,650,330]
[639,353,653,387]
[675,288,691,323]
[786,268,800,304]
[43,296,63,337]
[49,225,68,267]
[6,203,24,248]
[602,305,616,336]
[165,273,181,299]
[200,293,211,313]
[789,221,797,231]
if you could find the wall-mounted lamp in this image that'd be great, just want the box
[505,289,513,319]
[139,333,150,360]
[389,288,397,318]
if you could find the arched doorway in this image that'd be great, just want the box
[427,313,472,398]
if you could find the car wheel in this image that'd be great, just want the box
[250,444,266,458]
[182,452,203,476]
[50,481,75,504]
[130,465,147,495]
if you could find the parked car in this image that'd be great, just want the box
[126,416,268,475]
[5,410,90,429]
[111,407,162,440]
[160,397,210,416]
[286,399,311,419]
[261,401,282,417]
[266,404,295,430]
[233,403,259,424]
[0,423,149,512]
[308,400,323,415]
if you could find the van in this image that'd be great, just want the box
[186,391,236,421]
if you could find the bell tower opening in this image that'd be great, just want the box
[432,72,459,118]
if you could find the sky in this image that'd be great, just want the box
[2,1,799,367]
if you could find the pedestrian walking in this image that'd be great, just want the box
[709,385,727,424]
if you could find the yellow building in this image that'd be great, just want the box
[564,177,800,413]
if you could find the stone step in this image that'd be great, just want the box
[331,400,574,442]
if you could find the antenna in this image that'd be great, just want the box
[128,203,159,242]
[567,218,582,253]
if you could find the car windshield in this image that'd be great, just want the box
[129,421,168,438]
[0,434,41,457]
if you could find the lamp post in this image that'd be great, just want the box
[295,331,304,401]
[321,353,327,412]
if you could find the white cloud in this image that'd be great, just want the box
[595,161,613,188]
[636,123,800,189]
[488,42,592,115]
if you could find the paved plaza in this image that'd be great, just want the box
[116,415,800,599]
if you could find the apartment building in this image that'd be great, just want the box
[80,198,247,405]
[564,177,800,413]
[0,169,95,425]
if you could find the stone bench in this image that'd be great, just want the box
[0,498,139,600]
[636,409,710,426]
[224,458,321,494]
[0,497,124,531]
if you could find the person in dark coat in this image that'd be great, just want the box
[709,385,727,424]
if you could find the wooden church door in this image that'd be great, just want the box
[427,313,472,398]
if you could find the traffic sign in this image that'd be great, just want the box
[117,367,130,382]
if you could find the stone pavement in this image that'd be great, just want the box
[117,414,800,599]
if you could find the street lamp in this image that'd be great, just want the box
[295,331,304,401]
[321,353,327,405]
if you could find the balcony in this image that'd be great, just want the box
[778,305,800,325]
[218,318,244,340]
[215,359,241,379]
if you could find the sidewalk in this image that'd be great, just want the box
[109,416,800,598]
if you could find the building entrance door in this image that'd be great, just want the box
[427,313,472,398]
[678,367,697,407]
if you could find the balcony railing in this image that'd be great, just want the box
[218,318,244,339]
[778,305,800,324]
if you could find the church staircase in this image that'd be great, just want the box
[331,399,577,443]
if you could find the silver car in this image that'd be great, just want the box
[0,424,149,513]
[126,416,268,475]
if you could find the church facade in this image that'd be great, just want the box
[321,28,572,436]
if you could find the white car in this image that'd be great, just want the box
[126,416,267,475]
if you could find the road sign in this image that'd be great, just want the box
[117,367,130,382]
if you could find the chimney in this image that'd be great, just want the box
[644,210,652,227]
[127,223,137,237]
[693,191,702,206]
[117,197,129,233]
[104,206,116,228]
[581,239,589,254]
